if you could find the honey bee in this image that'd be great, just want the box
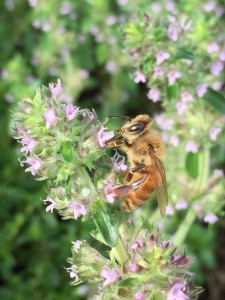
[106,114,168,216]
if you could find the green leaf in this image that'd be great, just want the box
[118,278,137,288]
[166,83,179,101]
[61,142,74,163]
[92,201,119,247]
[96,43,108,65]
[203,88,225,113]
[185,152,199,179]
[173,48,195,60]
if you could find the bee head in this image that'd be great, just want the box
[118,114,153,140]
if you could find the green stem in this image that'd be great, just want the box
[173,147,210,248]
[111,238,126,266]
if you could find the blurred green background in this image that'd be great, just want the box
[1,0,225,299]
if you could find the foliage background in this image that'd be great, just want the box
[0,0,225,299]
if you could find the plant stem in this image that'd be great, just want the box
[111,238,126,265]
[173,147,210,248]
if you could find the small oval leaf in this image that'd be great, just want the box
[203,88,225,113]
[185,152,199,179]
[61,142,74,163]
[92,201,119,247]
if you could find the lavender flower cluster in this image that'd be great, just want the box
[67,223,200,300]
[14,80,115,221]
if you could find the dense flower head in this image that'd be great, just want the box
[67,225,197,299]
[14,81,117,222]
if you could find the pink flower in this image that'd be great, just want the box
[176,102,187,116]
[185,141,198,153]
[68,201,88,220]
[170,135,179,147]
[166,1,176,12]
[166,204,174,216]
[210,61,224,76]
[167,282,189,300]
[167,71,181,85]
[204,213,218,224]
[151,3,162,14]
[130,264,138,272]
[214,169,224,177]
[135,292,145,300]
[210,127,222,141]
[43,196,57,213]
[28,0,38,7]
[134,71,146,83]
[204,1,216,12]
[44,109,58,129]
[175,199,188,210]
[155,114,174,131]
[196,83,208,98]
[66,265,78,280]
[212,82,222,91]
[147,88,160,102]
[20,137,38,154]
[104,183,116,203]
[207,41,220,53]
[106,15,117,25]
[153,67,164,78]
[167,22,180,41]
[49,79,62,97]
[131,238,144,250]
[72,240,82,252]
[93,126,114,147]
[101,268,119,286]
[82,110,95,120]
[193,204,202,213]
[155,51,170,65]
[111,152,127,172]
[219,48,225,61]
[105,61,118,73]
[65,104,79,121]
[20,156,43,176]
[181,92,194,103]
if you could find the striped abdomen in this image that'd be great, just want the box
[121,167,155,211]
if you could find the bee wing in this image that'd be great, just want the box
[149,149,168,217]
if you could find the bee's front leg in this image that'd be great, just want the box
[125,162,145,182]
[105,136,126,148]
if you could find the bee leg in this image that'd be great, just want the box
[108,184,131,196]
[105,137,126,148]
[109,172,149,196]
[125,163,145,182]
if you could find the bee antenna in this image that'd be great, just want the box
[108,115,132,122]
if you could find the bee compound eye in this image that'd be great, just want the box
[129,123,145,133]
